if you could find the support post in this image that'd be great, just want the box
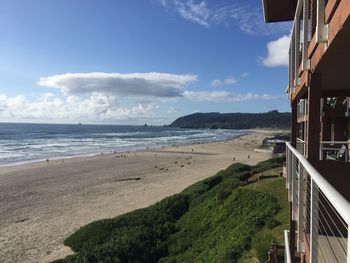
[292,156,297,216]
[307,74,322,166]
[289,48,292,95]
[347,227,350,263]
[291,34,296,93]
[302,0,310,71]
[292,99,298,148]
[297,165,304,253]
[294,16,300,85]
[290,203,296,263]
[316,0,327,43]
[310,180,319,263]
[287,149,291,190]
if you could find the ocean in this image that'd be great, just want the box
[0,123,247,166]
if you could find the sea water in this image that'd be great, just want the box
[0,123,247,166]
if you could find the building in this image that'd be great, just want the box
[265,138,288,154]
[263,0,350,262]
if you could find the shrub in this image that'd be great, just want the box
[265,218,281,229]
[216,178,240,202]
[251,231,275,263]
[205,175,223,189]
[56,158,283,263]
[252,157,285,173]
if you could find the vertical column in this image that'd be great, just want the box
[316,0,327,43]
[347,227,350,263]
[292,158,297,219]
[310,180,319,263]
[307,74,321,263]
[287,149,290,190]
[307,73,322,166]
[320,97,324,160]
[302,0,310,71]
[297,165,304,253]
[290,80,298,263]
[290,152,297,263]
[290,203,296,263]
[294,16,300,85]
[291,34,296,93]
[292,99,298,148]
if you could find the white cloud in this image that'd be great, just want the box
[0,68,283,122]
[0,93,158,122]
[241,72,249,78]
[167,107,180,114]
[38,72,197,97]
[224,77,237,85]
[182,90,281,102]
[262,35,290,67]
[0,89,283,122]
[211,77,236,87]
[169,0,211,27]
[211,79,222,87]
[159,0,291,35]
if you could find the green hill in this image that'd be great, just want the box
[54,157,288,263]
[169,110,291,129]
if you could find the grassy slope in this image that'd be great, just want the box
[237,173,289,262]
[54,157,287,263]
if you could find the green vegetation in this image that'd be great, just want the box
[54,157,287,263]
[237,171,289,263]
[169,110,291,129]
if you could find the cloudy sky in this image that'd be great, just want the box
[0,0,291,125]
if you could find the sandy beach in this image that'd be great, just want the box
[0,131,275,263]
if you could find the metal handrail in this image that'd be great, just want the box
[287,142,350,224]
[321,141,350,144]
[287,142,350,262]
[297,138,306,143]
[284,230,292,263]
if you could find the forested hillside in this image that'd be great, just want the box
[169,110,291,129]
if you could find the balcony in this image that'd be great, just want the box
[297,99,308,123]
[288,0,350,100]
[320,141,350,162]
[295,139,350,162]
[322,97,350,118]
[294,95,350,162]
[285,142,350,263]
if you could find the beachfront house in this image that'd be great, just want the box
[263,0,350,262]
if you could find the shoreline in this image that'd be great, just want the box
[0,130,250,168]
[0,131,276,263]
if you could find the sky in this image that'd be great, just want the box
[0,0,291,125]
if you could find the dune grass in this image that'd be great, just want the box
[54,157,286,263]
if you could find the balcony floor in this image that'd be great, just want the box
[317,235,347,263]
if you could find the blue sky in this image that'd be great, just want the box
[0,0,291,124]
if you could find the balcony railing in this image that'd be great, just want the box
[320,141,350,162]
[296,138,307,156]
[286,142,350,263]
[284,230,292,263]
[322,97,350,118]
[295,139,350,162]
[297,99,308,121]
[288,0,328,95]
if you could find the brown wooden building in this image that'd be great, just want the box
[263,0,350,262]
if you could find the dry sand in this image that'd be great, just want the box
[0,131,275,263]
